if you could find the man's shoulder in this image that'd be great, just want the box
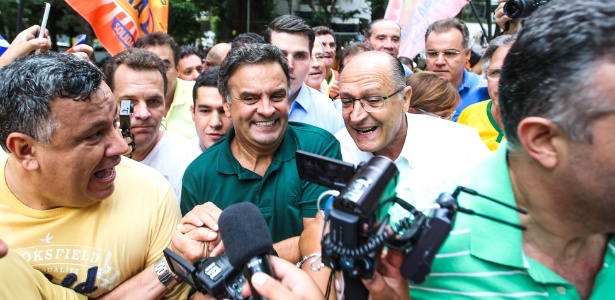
[458,100,490,124]
[408,113,480,137]
[117,156,171,184]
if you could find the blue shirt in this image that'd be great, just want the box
[454,69,490,121]
[289,84,345,134]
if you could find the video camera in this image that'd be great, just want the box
[119,99,136,158]
[296,151,527,296]
[503,0,549,18]
[163,249,248,300]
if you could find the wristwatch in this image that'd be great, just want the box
[154,257,180,289]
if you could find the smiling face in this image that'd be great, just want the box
[269,31,311,94]
[339,52,410,159]
[192,86,233,150]
[305,43,326,90]
[425,28,470,89]
[32,84,128,207]
[111,65,165,160]
[225,62,289,153]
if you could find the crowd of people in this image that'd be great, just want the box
[1,0,614,299]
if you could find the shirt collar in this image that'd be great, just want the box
[457,69,479,93]
[216,125,297,175]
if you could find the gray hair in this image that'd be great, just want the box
[481,34,517,73]
[314,37,325,54]
[425,18,471,49]
[0,52,103,152]
[217,43,291,104]
[499,0,615,147]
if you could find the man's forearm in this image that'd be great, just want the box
[273,236,300,263]
[96,264,173,300]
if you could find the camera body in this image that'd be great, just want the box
[503,0,549,18]
[163,249,248,299]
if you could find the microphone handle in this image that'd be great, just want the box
[243,254,273,300]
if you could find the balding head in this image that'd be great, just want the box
[204,43,232,69]
[339,51,410,160]
[341,51,406,90]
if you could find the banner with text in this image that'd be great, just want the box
[385,0,468,59]
[65,0,168,55]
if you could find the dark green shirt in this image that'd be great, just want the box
[181,122,342,242]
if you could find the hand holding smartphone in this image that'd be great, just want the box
[35,2,51,54]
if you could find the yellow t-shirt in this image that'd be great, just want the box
[0,248,87,299]
[457,99,505,152]
[0,156,188,298]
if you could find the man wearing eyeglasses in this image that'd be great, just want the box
[335,50,490,213]
[313,26,340,98]
[424,18,489,121]
[458,34,517,151]
[265,15,344,135]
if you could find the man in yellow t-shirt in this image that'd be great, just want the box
[0,52,188,299]
[458,34,517,151]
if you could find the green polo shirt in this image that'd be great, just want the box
[410,141,615,299]
[181,122,342,243]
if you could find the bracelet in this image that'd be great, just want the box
[296,252,320,268]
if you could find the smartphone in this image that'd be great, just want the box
[39,3,51,39]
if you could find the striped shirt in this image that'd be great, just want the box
[410,142,615,299]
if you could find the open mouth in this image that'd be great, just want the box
[255,121,275,127]
[356,126,377,134]
[94,168,115,180]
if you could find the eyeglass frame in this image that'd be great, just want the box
[337,87,405,113]
[415,107,456,120]
[425,48,470,60]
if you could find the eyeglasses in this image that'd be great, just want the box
[338,87,404,112]
[425,49,468,60]
[415,108,456,120]
[486,68,502,79]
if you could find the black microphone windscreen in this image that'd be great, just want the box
[218,202,274,269]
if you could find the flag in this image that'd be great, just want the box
[0,34,9,57]
[65,0,169,56]
[385,0,468,59]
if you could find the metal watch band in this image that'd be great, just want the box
[154,257,178,288]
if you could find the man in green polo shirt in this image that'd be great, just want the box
[179,43,342,263]
[411,1,615,298]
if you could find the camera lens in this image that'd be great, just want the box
[503,0,525,18]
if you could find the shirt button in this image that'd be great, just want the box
[556,286,566,295]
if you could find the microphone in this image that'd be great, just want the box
[218,202,274,300]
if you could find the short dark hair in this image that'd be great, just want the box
[193,66,220,104]
[134,32,180,67]
[499,0,615,147]
[265,15,315,54]
[0,52,103,151]
[104,48,168,97]
[218,43,290,103]
[180,45,202,60]
[231,33,265,51]
[425,18,470,49]
[313,26,334,37]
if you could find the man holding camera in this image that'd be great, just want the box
[104,48,201,200]
[0,52,189,298]
[411,0,615,298]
